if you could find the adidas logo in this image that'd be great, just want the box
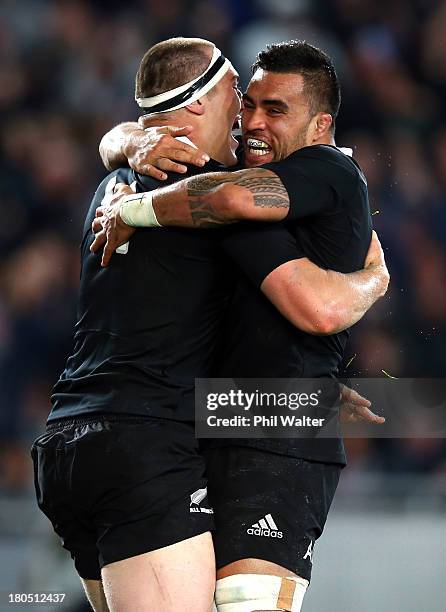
[303,539,314,564]
[190,487,214,514]
[247,514,283,538]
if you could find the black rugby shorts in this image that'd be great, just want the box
[204,446,341,582]
[31,416,214,580]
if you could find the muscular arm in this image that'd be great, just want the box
[222,224,389,336]
[261,251,388,335]
[135,168,289,228]
[92,185,389,335]
[90,170,289,265]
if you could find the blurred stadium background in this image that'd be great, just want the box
[0,0,445,610]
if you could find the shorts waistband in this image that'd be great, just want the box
[46,414,157,432]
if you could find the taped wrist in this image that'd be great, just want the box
[119,192,161,227]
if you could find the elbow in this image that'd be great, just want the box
[308,312,341,336]
[316,313,342,335]
[379,267,391,297]
[300,304,343,336]
[216,184,252,221]
[99,140,113,172]
[283,292,342,335]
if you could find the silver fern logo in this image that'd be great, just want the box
[190,488,213,514]
[190,488,208,506]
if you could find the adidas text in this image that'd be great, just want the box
[247,527,283,538]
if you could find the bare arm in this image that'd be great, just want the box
[90,169,289,264]
[147,168,290,227]
[99,122,141,171]
[99,122,210,179]
[91,191,389,335]
[261,231,389,335]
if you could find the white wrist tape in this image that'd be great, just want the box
[215,574,308,612]
[119,192,161,227]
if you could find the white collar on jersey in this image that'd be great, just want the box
[337,146,353,157]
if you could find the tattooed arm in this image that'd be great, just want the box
[90,177,389,336]
[90,169,290,264]
[150,168,290,228]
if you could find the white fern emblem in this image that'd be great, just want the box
[190,488,207,506]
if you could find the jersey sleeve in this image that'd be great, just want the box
[262,153,336,221]
[221,223,306,287]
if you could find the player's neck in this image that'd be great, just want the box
[311,134,336,147]
[186,129,213,160]
[186,130,233,166]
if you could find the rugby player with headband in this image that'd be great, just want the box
[118,45,238,229]
[136,46,232,115]
[32,37,245,612]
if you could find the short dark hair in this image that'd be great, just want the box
[136,37,213,99]
[251,40,341,129]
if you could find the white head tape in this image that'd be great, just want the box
[136,46,231,115]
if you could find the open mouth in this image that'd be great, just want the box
[246,137,272,157]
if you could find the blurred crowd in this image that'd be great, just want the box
[1,0,445,491]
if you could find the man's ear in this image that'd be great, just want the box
[185,99,206,116]
[310,112,332,140]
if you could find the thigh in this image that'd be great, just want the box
[101,532,215,612]
[81,579,109,612]
[205,446,341,582]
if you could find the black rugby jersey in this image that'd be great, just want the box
[49,161,235,423]
[213,145,372,465]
